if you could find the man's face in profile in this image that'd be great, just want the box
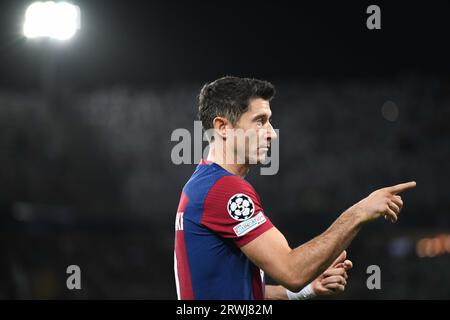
[228,98,278,165]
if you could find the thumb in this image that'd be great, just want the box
[332,250,347,267]
[333,260,353,270]
[343,260,353,270]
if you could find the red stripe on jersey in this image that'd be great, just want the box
[251,265,265,300]
[174,192,194,299]
[177,190,189,212]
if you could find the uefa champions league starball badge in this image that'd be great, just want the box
[227,193,255,221]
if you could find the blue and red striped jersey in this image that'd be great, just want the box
[174,160,274,300]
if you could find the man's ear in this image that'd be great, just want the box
[212,116,231,139]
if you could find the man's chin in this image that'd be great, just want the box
[257,150,269,164]
[233,152,267,165]
[250,155,267,165]
[257,156,268,165]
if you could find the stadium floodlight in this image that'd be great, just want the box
[23,1,80,40]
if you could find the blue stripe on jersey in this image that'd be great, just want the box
[183,162,231,225]
[182,163,255,299]
[183,219,254,299]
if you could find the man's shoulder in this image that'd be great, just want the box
[183,163,229,201]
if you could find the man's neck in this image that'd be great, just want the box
[206,147,250,178]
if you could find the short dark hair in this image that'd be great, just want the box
[198,76,275,133]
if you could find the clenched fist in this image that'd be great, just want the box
[353,181,416,224]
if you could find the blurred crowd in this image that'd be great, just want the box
[0,75,449,298]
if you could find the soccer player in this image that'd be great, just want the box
[174,76,416,300]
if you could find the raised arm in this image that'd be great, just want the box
[241,181,416,292]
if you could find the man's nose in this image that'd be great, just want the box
[267,122,278,141]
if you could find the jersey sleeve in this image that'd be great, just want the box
[201,175,274,247]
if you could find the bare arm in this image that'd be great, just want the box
[242,207,360,292]
[241,181,416,292]
[265,251,354,300]
[265,285,288,300]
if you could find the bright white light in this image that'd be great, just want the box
[23,1,80,40]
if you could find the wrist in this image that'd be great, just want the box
[286,283,316,300]
[348,202,367,226]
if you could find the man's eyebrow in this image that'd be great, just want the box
[252,112,272,120]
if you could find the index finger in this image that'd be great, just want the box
[386,181,417,194]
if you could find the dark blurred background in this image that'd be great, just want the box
[0,0,449,299]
